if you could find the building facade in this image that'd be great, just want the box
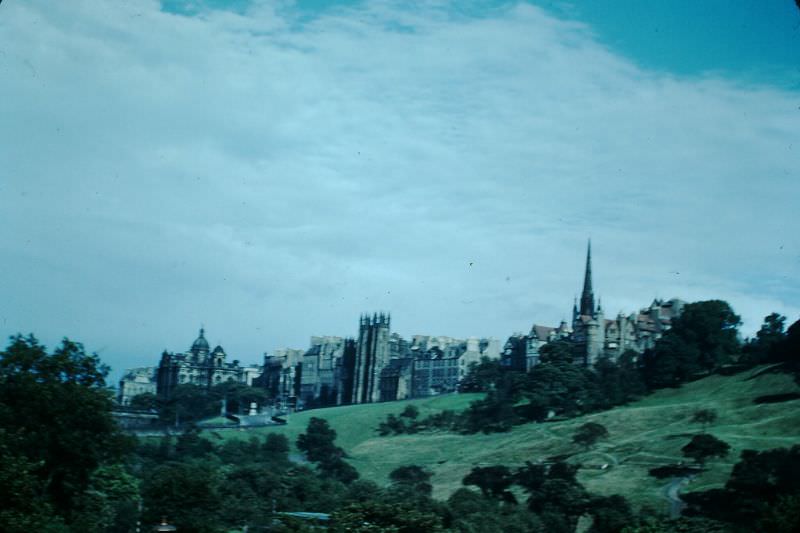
[118,367,157,406]
[156,328,245,398]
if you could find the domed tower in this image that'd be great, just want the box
[190,327,210,363]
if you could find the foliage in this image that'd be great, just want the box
[330,501,443,532]
[389,465,433,496]
[297,417,359,484]
[141,461,222,533]
[129,391,158,410]
[572,422,609,449]
[0,335,132,522]
[462,465,515,501]
[642,300,741,389]
[297,417,344,462]
[459,357,503,392]
[681,434,730,465]
[684,445,800,530]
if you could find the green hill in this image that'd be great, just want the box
[211,366,800,512]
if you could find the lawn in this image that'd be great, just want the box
[202,366,800,513]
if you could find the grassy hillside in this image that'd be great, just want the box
[208,366,800,512]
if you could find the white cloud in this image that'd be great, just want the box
[0,0,797,378]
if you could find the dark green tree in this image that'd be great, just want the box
[129,392,158,410]
[572,422,609,449]
[330,501,443,533]
[297,417,343,462]
[462,465,515,501]
[0,335,132,519]
[141,461,222,533]
[459,357,503,392]
[681,434,730,465]
[742,313,786,365]
[389,465,433,496]
[642,300,741,389]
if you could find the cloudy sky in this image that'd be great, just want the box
[1,0,799,381]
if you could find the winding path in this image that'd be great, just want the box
[662,476,692,518]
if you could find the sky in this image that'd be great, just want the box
[1,0,799,383]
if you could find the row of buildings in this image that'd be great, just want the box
[118,243,684,411]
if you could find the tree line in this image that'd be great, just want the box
[379,300,799,436]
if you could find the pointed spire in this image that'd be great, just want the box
[579,240,595,316]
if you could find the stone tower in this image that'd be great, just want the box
[351,312,391,404]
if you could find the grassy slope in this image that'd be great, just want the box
[208,367,800,512]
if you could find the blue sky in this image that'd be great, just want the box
[1,0,798,381]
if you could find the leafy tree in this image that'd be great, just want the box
[297,417,344,462]
[459,357,503,392]
[461,389,518,433]
[159,384,218,425]
[462,465,515,501]
[330,501,443,533]
[129,392,158,411]
[297,417,358,484]
[572,422,609,449]
[589,494,635,533]
[141,461,222,533]
[683,445,800,528]
[681,434,730,465]
[742,313,787,365]
[70,464,140,533]
[390,465,433,496]
[400,404,419,419]
[0,335,132,519]
[690,409,717,433]
[0,431,66,532]
[642,300,741,389]
[175,428,215,458]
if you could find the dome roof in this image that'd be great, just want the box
[191,328,210,353]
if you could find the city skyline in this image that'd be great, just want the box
[2,1,798,382]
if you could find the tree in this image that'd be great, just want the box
[572,422,609,449]
[389,465,433,496]
[681,434,730,465]
[690,409,717,433]
[297,417,359,484]
[462,465,515,501]
[742,313,786,365]
[642,301,741,389]
[0,335,132,518]
[330,501,443,533]
[400,405,419,419]
[141,461,222,533]
[459,357,502,392]
[297,417,343,462]
[129,392,158,411]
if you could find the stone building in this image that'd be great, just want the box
[253,348,304,409]
[156,328,244,398]
[118,367,157,406]
[351,313,391,404]
[514,242,684,368]
[299,336,348,408]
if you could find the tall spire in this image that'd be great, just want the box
[579,240,595,316]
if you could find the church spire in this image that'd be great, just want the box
[579,240,595,316]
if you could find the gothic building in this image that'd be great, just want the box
[517,242,684,367]
[351,313,392,404]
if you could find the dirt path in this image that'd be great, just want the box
[662,476,691,518]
